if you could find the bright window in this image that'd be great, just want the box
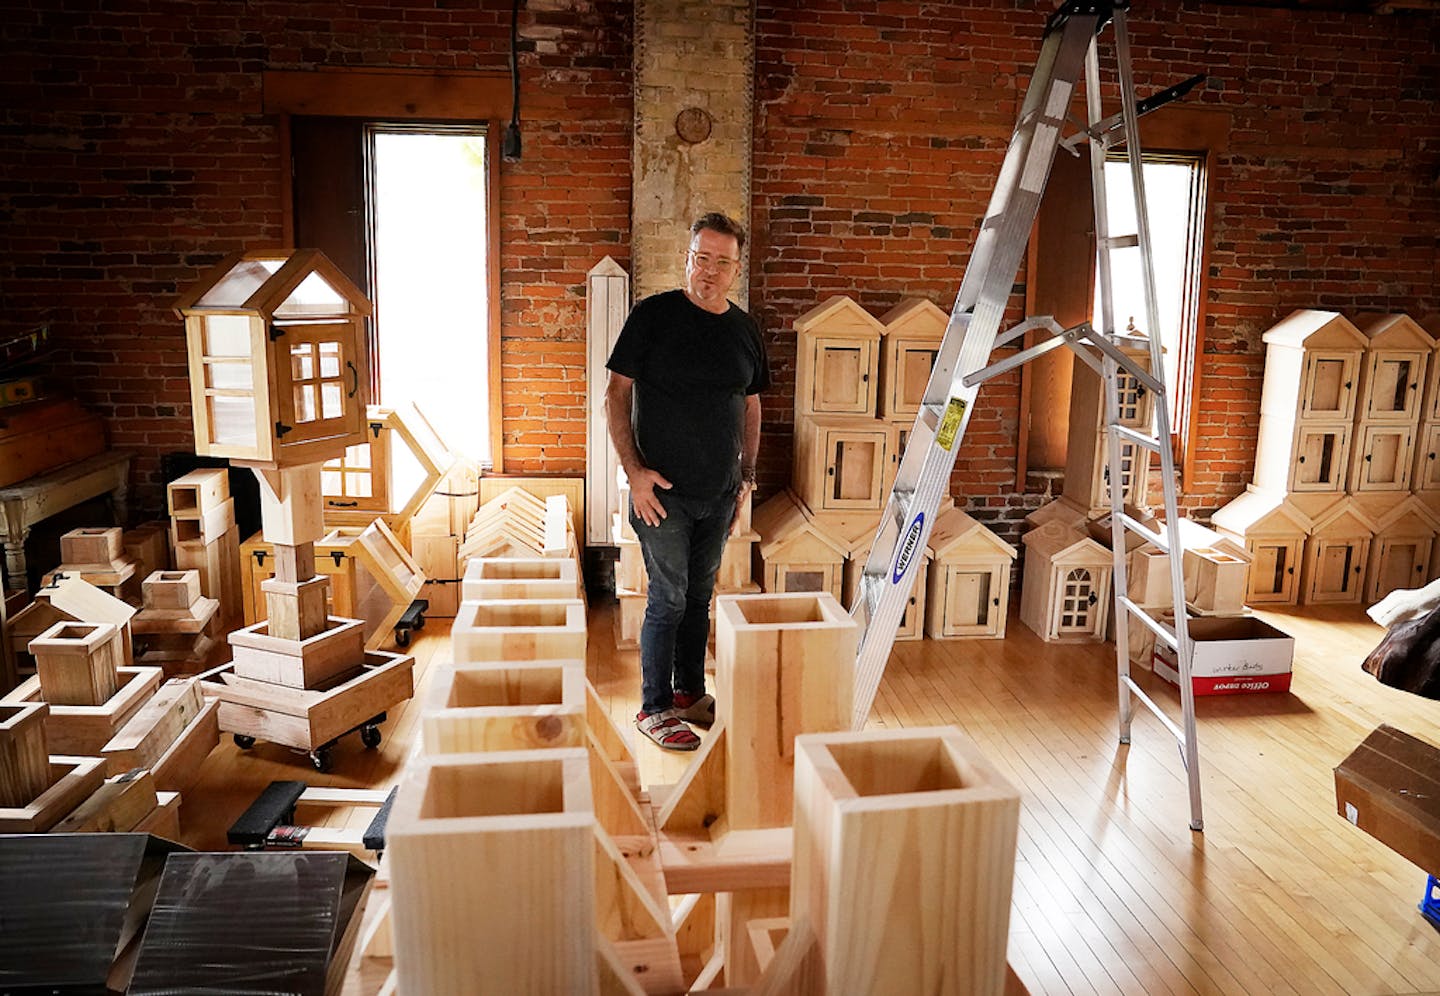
[367,127,491,465]
[1093,154,1204,440]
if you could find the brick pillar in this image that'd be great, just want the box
[632,0,755,307]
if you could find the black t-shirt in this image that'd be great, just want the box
[606,289,770,500]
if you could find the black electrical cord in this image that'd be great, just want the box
[502,0,522,161]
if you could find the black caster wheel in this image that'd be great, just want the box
[233,734,256,750]
[309,748,332,772]
[395,628,411,648]
[360,725,382,749]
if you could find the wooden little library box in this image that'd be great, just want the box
[174,249,372,470]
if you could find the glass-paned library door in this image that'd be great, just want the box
[369,127,491,464]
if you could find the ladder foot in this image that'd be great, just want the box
[1189,819,1205,832]
[1118,735,1131,745]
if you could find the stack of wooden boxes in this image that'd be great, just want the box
[8,574,136,677]
[756,295,1014,642]
[167,469,241,629]
[1214,310,1440,606]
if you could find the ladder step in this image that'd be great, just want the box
[1110,423,1163,453]
[1103,233,1139,249]
[1120,596,1178,650]
[1119,513,1169,552]
[1122,674,1185,744]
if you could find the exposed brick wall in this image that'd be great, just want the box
[3,0,1438,542]
[751,0,1440,544]
[0,0,631,513]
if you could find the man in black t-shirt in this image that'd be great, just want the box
[605,212,770,751]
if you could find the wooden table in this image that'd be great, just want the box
[0,450,133,589]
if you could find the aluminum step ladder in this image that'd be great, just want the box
[849,0,1207,831]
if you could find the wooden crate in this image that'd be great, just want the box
[452,599,587,665]
[31,621,125,706]
[461,557,582,602]
[5,666,164,756]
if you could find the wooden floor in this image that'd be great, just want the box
[174,599,1440,996]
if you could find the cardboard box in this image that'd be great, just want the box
[1334,725,1440,876]
[1152,615,1294,696]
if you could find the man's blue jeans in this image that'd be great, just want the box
[630,488,734,716]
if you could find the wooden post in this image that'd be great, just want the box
[790,726,1021,996]
[0,702,51,808]
[713,592,858,831]
[387,748,599,996]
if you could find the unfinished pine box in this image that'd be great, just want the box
[7,576,136,668]
[59,526,123,568]
[791,727,1020,996]
[924,508,1017,639]
[1353,313,1434,424]
[1362,495,1440,602]
[1300,497,1376,605]
[387,749,598,996]
[1018,523,1113,642]
[1212,488,1314,605]
[452,598,587,664]
[877,298,946,422]
[753,490,846,601]
[167,468,230,517]
[461,556,582,602]
[1182,541,1252,616]
[793,295,883,417]
[174,249,372,469]
[1348,422,1417,492]
[792,415,898,513]
[715,592,859,830]
[421,660,587,754]
[31,621,125,706]
[228,616,366,689]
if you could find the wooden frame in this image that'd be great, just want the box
[1212,489,1314,606]
[420,660,587,754]
[385,748,596,995]
[452,598,587,664]
[793,296,884,417]
[229,616,367,689]
[4,666,164,756]
[316,520,426,650]
[0,755,106,833]
[790,727,1021,996]
[1349,422,1417,492]
[792,415,898,514]
[461,556,582,602]
[1353,313,1434,424]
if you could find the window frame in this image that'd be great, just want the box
[267,69,508,471]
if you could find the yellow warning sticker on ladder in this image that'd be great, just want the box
[937,397,967,450]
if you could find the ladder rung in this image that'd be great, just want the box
[1119,514,1169,552]
[1120,596,1178,649]
[1111,424,1162,453]
[1121,674,1185,744]
[1103,233,1139,249]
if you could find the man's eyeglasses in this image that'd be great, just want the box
[687,250,740,274]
